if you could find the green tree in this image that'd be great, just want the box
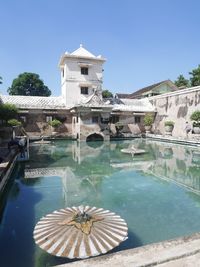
[8,72,51,96]
[189,65,200,87]
[102,89,113,98]
[0,76,2,84]
[174,75,189,88]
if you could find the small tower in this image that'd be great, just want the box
[59,44,106,106]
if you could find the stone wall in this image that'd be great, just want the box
[150,86,200,137]
[19,110,72,137]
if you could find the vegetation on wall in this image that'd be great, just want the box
[8,72,51,96]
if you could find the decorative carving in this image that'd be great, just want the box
[58,211,104,235]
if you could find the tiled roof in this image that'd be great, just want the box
[0,95,67,109]
[113,98,155,112]
[115,93,131,99]
[76,89,113,108]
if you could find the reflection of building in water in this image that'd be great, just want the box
[24,166,69,205]
[145,141,200,193]
[111,140,200,193]
[71,141,104,164]
[24,164,106,206]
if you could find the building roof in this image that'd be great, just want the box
[112,98,156,112]
[75,88,113,109]
[115,93,131,99]
[59,44,106,67]
[0,95,67,110]
[116,80,178,99]
[71,45,96,58]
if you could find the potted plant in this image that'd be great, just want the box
[49,119,62,135]
[115,122,124,137]
[7,119,22,139]
[143,114,154,133]
[190,111,200,134]
[164,121,174,135]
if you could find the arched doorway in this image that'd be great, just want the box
[86,133,104,142]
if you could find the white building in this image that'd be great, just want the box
[0,45,155,141]
[59,44,106,106]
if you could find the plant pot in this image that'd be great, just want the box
[165,125,173,135]
[193,126,200,134]
[145,125,151,133]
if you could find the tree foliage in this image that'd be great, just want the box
[8,72,51,96]
[0,76,2,84]
[102,89,113,98]
[0,103,18,121]
[189,65,200,87]
[174,75,189,88]
[175,65,200,89]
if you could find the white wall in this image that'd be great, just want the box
[61,58,104,106]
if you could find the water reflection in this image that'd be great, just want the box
[25,140,200,204]
[144,141,200,192]
[2,139,200,266]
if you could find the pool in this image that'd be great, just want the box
[1,139,200,267]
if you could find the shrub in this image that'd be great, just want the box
[164,121,174,127]
[49,119,62,128]
[7,119,22,127]
[190,111,200,126]
[115,122,124,133]
[0,103,18,121]
[144,114,154,126]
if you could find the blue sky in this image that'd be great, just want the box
[0,0,200,96]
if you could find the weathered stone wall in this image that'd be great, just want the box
[150,86,200,137]
[118,114,144,134]
[19,110,72,137]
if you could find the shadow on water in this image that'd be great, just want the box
[110,229,142,253]
[0,163,43,267]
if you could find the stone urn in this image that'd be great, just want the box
[193,126,200,134]
[144,125,151,133]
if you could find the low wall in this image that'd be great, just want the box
[150,86,200,137]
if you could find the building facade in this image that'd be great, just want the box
[0,45,155,141]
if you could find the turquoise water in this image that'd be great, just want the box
[1,139,200,266]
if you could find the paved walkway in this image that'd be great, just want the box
[54,233,200,267]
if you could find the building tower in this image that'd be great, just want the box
[59,44,106,106]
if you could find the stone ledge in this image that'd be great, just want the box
[146,134,200,146]
[54,232,200,267]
